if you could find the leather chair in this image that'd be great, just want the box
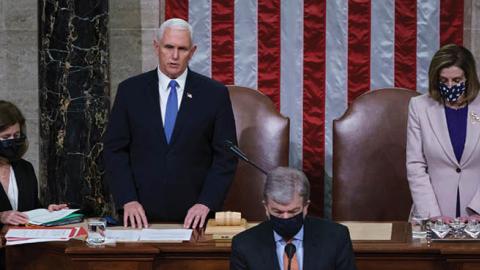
[332,88,419,221]
[222,85,289,221]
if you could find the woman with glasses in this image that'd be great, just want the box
[407,44,480,220]
[0,100,67,225]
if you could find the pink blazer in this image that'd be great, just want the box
[407,93,480,218]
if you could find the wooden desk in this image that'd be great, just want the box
[5,222,480,270]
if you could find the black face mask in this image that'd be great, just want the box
[0,136,25,162]
[269,211,304,240]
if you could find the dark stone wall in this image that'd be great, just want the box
[38,0,112,216]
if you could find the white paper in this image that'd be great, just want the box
[139,229,192,241]
[23,208,80,225]
[105,229,141,242]
[6,228,73,239]
[6,238,70,246]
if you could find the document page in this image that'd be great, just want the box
[6,228,73,239]
[139,229,193,241]
[23,208,80,225]
[105,229,141,242]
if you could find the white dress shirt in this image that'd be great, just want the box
[157,67,188,125]
[7,166,18,211]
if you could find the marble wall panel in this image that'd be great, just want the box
[38,0,112,215]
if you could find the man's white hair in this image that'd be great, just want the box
[156,18,193,44]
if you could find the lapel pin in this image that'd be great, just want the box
[187,93,193,99]
[471,112,480,124]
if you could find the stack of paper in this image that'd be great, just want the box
[105,228,192,243]
[23,209,82,226]
[5,227,86,246]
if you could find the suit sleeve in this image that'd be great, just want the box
[335,226,357,270]
[406,98,442,217]
[103,82,138,208]
[197,86,238,211]
[230,236,249,270]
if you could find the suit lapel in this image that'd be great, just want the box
[426,102,459,166]
[168,70,197,146]
[12,162,27,211]
[257,221,281,270]
[302,217,318,270]
[461,96,480,166]
[145,69,168,145]
[0,166,12,211]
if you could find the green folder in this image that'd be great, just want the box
[42,213,84,227]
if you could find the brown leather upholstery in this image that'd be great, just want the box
[333,88,419,221]
[223,85,289,221]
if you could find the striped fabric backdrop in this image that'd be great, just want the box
[164,0,464,216]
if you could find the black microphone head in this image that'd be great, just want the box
[284,243,296,259]
[224,139,234,148]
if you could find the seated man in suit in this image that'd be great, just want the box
[230,167,356,270]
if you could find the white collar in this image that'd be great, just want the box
[157,67,188,92]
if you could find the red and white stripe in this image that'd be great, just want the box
[164,0,464,216]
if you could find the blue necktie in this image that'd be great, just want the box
[164,80,178,143]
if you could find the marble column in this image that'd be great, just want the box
[38,0,112,215]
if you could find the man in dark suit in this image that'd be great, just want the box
[103,18,237,229]
[230,167,356,270]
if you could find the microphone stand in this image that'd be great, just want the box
[224,140,268,175]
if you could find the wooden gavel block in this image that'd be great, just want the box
[215,211,242,226]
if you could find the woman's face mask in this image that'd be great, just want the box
[439,82,466,103]
[0,136,26,161]
[438,65,467,103]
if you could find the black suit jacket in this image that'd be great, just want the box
[0,159,42,213]
[103,69,238,222]
[230,217,357,270]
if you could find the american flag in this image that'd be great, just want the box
[164,0,464,216]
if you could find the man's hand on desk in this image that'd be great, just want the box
[123,201,149,229]
[47,203,69,211]
[0,210,28,225]
[184,203,209,229]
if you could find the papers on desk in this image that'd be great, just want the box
[5,227,85,246]
[341,222,393,240]
[105,228,192,242]
[23,208,80,225]
[105,229,141,242]
[139,229,192,241]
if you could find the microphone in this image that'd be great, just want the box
[285,243,296,270]
[224,140,268,175]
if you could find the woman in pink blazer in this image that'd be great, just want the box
[407,44,480,219]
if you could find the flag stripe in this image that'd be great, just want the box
[303,0,326,217]
[325,0,348,218]
[280,0,304,168]
[394,0,417,90]
[165,0,189,20]
[189,0,212,77]
[234,0,258,89]
[370,0,395,90]
[211,0,234,84]
[348,0,371,103]
[440,0,464,45]
[416,0,440,93]
[258,0,281,109]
